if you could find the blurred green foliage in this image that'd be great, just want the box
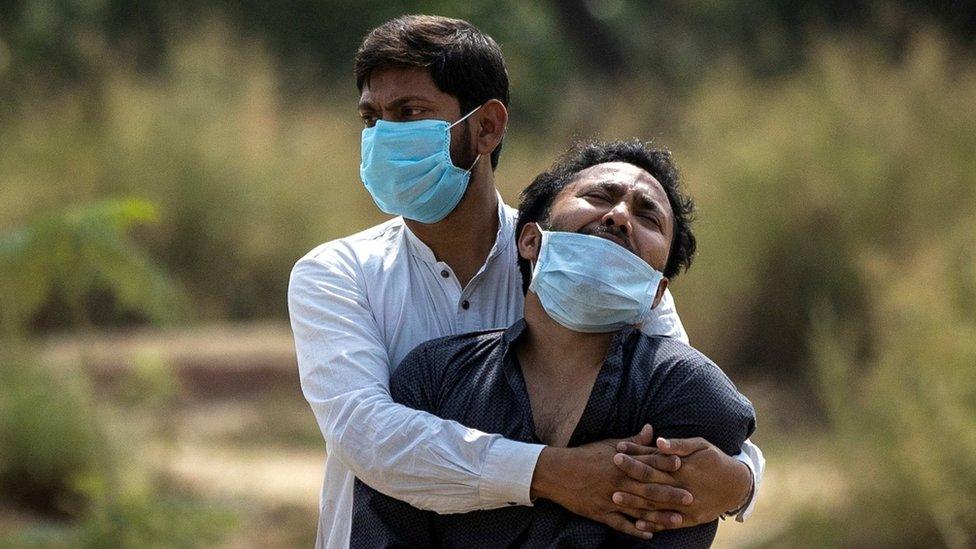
[668,31,976,383]
[0,199,180,335]
[779,228,976,547]
[0,201,232,546]
[73,478,236,549]
[2,1,975,121]
[0,353,100,516]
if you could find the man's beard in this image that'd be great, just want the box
[546,217,636,256]
[450,119,478,170]
[580,224,635,255]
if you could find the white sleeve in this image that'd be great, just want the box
[288,251,544,514]
[642,288,689,344]
[730,438,765,521]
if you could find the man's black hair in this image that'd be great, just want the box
[516,139,697,294]
[355,15,509,170]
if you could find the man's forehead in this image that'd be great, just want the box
[569,162,669,203]
[359,65,453,106]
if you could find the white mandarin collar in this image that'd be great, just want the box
[402,191,513,266]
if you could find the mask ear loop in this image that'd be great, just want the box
[465,154,482,174]
[450,105,484,174]
[447,104,483,129]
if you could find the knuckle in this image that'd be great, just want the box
[641,511,662,523]
[639,466,653,482]
[643,485,663,501]
[627,496,649,511]
[627,458,643,476]
[612,519,636,535]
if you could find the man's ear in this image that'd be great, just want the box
[517,222,542,263]
[651,277,669,309]
[474,99,508,158]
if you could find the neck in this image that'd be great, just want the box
[516,292,614,379]
[403,167,499,287]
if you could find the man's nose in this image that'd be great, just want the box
[601,202,633,234]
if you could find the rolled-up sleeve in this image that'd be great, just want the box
[288,250,543,513]
[731,438,765,521]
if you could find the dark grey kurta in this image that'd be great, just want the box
[352,319,756,548]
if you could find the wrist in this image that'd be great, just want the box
[727,460,754,514]
[530,446,564,502]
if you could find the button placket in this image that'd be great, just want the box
[435,263,461,299]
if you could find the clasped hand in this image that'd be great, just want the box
[534,425,750,539]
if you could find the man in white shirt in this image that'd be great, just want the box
[288,15,765,548]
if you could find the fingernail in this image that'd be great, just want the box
[659,438,670,450]
[613,453,624,465]
[617,442,627,451]
[636,520,647,530]
[612,492,623,504]
[672,513,682,525]
[643,532,653,540]
[683,494,693,505]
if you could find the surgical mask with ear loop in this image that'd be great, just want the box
[528,225,664,333]
[360,105,482,223]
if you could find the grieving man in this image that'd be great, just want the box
[288,15,764,548]
[351,140,756,547]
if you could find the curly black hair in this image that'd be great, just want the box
[516,139,697,294]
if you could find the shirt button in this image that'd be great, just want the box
[440,269,449,278]
[461,300,470,310]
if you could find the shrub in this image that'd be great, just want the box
[0,353,101,516]
[803,229,976,547]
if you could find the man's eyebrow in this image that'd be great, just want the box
[591,179,663,214]
[592,180,626,194]
[358,95,432,111]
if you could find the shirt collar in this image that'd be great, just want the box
[499,318,636,370]
[402,191,512,265]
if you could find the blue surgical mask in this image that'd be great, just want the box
[529,227,664,333]
[360,106,482,223]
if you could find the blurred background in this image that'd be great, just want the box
[1,0,974,547]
